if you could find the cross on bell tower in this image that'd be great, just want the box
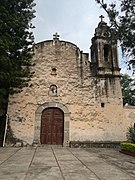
[99,15,104,22]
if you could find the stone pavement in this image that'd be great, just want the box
[0,147,135,180]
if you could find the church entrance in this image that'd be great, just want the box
[40,108,64,145]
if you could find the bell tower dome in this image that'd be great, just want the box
[90,16,120,77]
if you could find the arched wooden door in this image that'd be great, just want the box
[40,108,64,145]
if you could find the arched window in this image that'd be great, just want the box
[51,68,57,75]
[49,85,57,96]
[104,44,111,62]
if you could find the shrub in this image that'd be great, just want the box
[126,125,135,143]
[120,142,135,152]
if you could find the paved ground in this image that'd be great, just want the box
[0,147,135,180]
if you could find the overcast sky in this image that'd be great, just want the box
[33,0,111,52]
[33,0,132,75]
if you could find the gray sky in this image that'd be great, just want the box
[33,0,131,74]
[33,0,110,52]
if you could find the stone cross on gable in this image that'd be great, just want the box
[99,15,104,22]
[53,32,60,40]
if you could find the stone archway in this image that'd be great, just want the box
[33,102,70,146]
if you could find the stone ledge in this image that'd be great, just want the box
[120,150,135,157]
[70,141,121,148]
[124,106,135,109]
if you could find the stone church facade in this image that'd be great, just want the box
[7,19,135,146]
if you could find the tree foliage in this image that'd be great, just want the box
[121,74,135,106]
[95,0,135,71]
[0,0,35,114]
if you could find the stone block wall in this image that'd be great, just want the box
[6,39,134,146]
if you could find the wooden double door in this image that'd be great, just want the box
[40,108,64,145]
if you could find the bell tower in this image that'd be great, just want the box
[90,16,120,77]
[90,16,123,105]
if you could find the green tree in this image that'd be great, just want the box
[121,74,135,106]
[95,0,135,71]
[0,0,35,115]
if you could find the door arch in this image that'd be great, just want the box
[34,102,70,146]
[40,108,64,145]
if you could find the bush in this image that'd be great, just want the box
[126,125,135,143]
[120,142,135,152]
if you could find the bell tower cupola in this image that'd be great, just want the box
[90,16,120,77]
